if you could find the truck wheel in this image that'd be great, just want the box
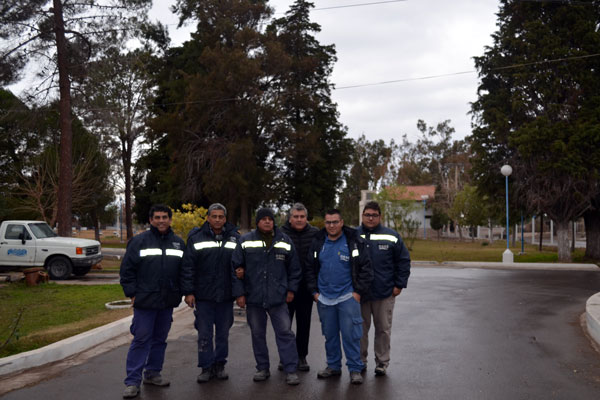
[73,266,91,277]
[47,256,72,280]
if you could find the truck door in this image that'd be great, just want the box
[0,224,36,266]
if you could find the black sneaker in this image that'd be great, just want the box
[214,362,229,380]
[298,357,310,371]
[278,362,283,371]
[374,363,387,376]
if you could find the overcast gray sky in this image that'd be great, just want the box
[151,0,501,144]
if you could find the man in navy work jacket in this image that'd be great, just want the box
[119,204,185,399]
[280,202,319,372]
[232,208,302,385]
[357,201,411,377]
[180,203,240,383]
[305,209,373,385]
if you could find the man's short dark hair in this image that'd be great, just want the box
[363,201,381,215]
[149,204,172,219]
[325,208,342,218]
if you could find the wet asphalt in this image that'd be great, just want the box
[2,266,600,400]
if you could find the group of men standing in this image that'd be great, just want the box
[119,201,411,398]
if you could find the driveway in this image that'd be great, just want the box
[2,267,600,399]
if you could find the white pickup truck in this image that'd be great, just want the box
[0,220,103,280]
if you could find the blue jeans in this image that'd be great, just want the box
[246,303,298,373]
[125,308,173,386]
[194,300,234,368]
[317,297,364,372]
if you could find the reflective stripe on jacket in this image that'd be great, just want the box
[119,226,185,310]
[357,224,411,300]
[231,227,301,309]
[180,221,240,302]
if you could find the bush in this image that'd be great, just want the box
[170,203,208,241]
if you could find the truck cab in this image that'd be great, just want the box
[0,220,103,280]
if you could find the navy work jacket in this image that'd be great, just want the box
[231,227,301,309]
[180,221,240,302]
[357,223,411,300]
[305,226,373,298]
[120,225,185,310]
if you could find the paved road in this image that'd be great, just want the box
[3,267,600,399]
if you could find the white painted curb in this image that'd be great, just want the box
[586,293,600,348]
[0,301,187,376]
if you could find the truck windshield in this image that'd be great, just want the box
[28,223,58,239]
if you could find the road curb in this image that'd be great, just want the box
[586,293,600,349]
[440,261,599,271]
[0,301,187,377]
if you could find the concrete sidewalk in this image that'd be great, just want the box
[1,261,599,384]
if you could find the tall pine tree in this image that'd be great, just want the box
[470,0,600,261]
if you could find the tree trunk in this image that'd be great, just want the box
[584,209,600,259]
[240,197,249,231]
[489,219,494,244]
[53,0,73,237]
[122,145,133,240]
[92,208,100,242]
[555,220,572,262]
[571,220,576,252]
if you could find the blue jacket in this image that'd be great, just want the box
[120,226,185,310]
[357,223,411,300]
[231,227,302,309]
[180,221,240,302]
[305,226,373,298]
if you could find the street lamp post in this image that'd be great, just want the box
[501,165,513,263]
[421,195,429,239]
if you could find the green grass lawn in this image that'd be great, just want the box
[0,282,131,358]
[409,238,593,264]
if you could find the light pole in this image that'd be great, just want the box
[421,195,429,239]
[501,165,513,263]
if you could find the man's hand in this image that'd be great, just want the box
[352,292,361,303]
[313,293,319,302]
[236,295,246,308]
[184,294,195,308]
[235,267,244,279]
[286,291,294,303]
[131,296,135,306]
[392,287,402,297]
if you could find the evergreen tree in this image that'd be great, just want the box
[150,0,274,228]
[265,0,351,216]
[470,0,600,261]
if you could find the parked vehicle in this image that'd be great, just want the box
[0,220,103,280]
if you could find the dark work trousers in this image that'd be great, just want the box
[194,300,234,369]
[287,288,314,359]
[124,307,173,386]
[246,303,299,373]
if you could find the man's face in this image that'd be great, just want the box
[362,208,381,229]
[324,213,343,239]
[207,209,226,232]
[289,209,308,231]
[257,216,274,234]
[150,211,172,234]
